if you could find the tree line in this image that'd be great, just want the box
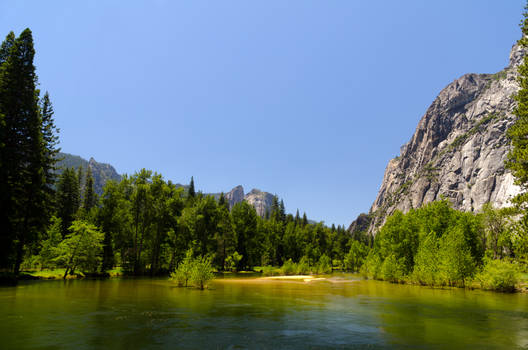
[28,166,360,276]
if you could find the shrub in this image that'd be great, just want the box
[261,265,279,276]
[437,227,475,287]
[171,249,194,287]
[361,250,383,279]
[344,240,368,272]
[381,254,405,283]
[316,254,332,274]
[475,259,518,292]
[296,256,311,275]
[280,259,297,275]
[412,234,440,286]
[225,251,243,272]
[190,256,215,290]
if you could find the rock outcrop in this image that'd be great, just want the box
[362,42,527,234]
[244,188,275,217]
[56,152,122,195]
[225,185,245,208]
[224,185,275,217]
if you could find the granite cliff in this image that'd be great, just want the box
[225,186,275,217]
[358,42,527,234]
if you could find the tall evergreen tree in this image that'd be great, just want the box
[56,168,80,237]
[508,4,528,208]
[82,167,97,211]
[77,165,83,189]
[40,92,60,211]
[279,199,286,222]
[218,192,228,209]
[188,176,196,199]
[0,29,58,274]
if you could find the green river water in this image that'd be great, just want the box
[1,274,528,349]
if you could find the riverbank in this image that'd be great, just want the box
[18,268,125,280]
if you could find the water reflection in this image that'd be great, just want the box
[0,275,527,349]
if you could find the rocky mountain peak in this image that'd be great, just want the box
[225,185,245,208]
[357,41,527,235]
[244,189,274,217]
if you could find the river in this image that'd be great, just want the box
[1,274,527,349]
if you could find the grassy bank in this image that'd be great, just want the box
[19,267,125,280]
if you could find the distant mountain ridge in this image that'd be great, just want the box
[56,152,121,194]
[56,153,276,216]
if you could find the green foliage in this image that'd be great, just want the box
[507,5,528,194]
[361,250,383,280]
[171,249,215,289]
[53,220,104,277]
[82,167,98,212]
[260,265,279,276]
[190,255,215,290]
[376,210,419,275]
[296,256,311,275]
[38,216,63,269]
[316,254,332,274]
[437,226,476,287]
[280,259,297,275]
[475,258,519,292]
[369,201,483,286]
[171,249,194,287]
[225,251,242,272]
[381,254,405,283]
[344,240,368,272]
[0,29,59,274]
[412,233,440,286]
[56,167,80,237]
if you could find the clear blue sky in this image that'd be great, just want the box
[0,1,524,227]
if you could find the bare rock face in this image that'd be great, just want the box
[224,185,275,217]
[225,185,245,208]
[244,189,274,217]
[56,152,122,195]
[364,42,527,234]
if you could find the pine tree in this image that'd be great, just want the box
[77,165,83,189]
[40,92,60,212]
[83,167,97,211]
[218,192,228,209]
[302,212,308,227]
[270,196,280,221]
[294,209,300,226]
[0,29,58,274]
[188,176,196,198]
[279,199,286,222]
[56,168,80,237]
[507,3,528,206]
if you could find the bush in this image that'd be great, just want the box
[412,234,440,286]
[296,256,311,275]
[280,259,297,275]
[381,254,405,283]
[361,250,383,280]
[225,251,243,272]
[344,240,368,272]
[437,227,475,287]
[316,254,332,274]
[475,259,518,292]
[171,249,194,287]
[190,256,215,290]
[261,265,279,276]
